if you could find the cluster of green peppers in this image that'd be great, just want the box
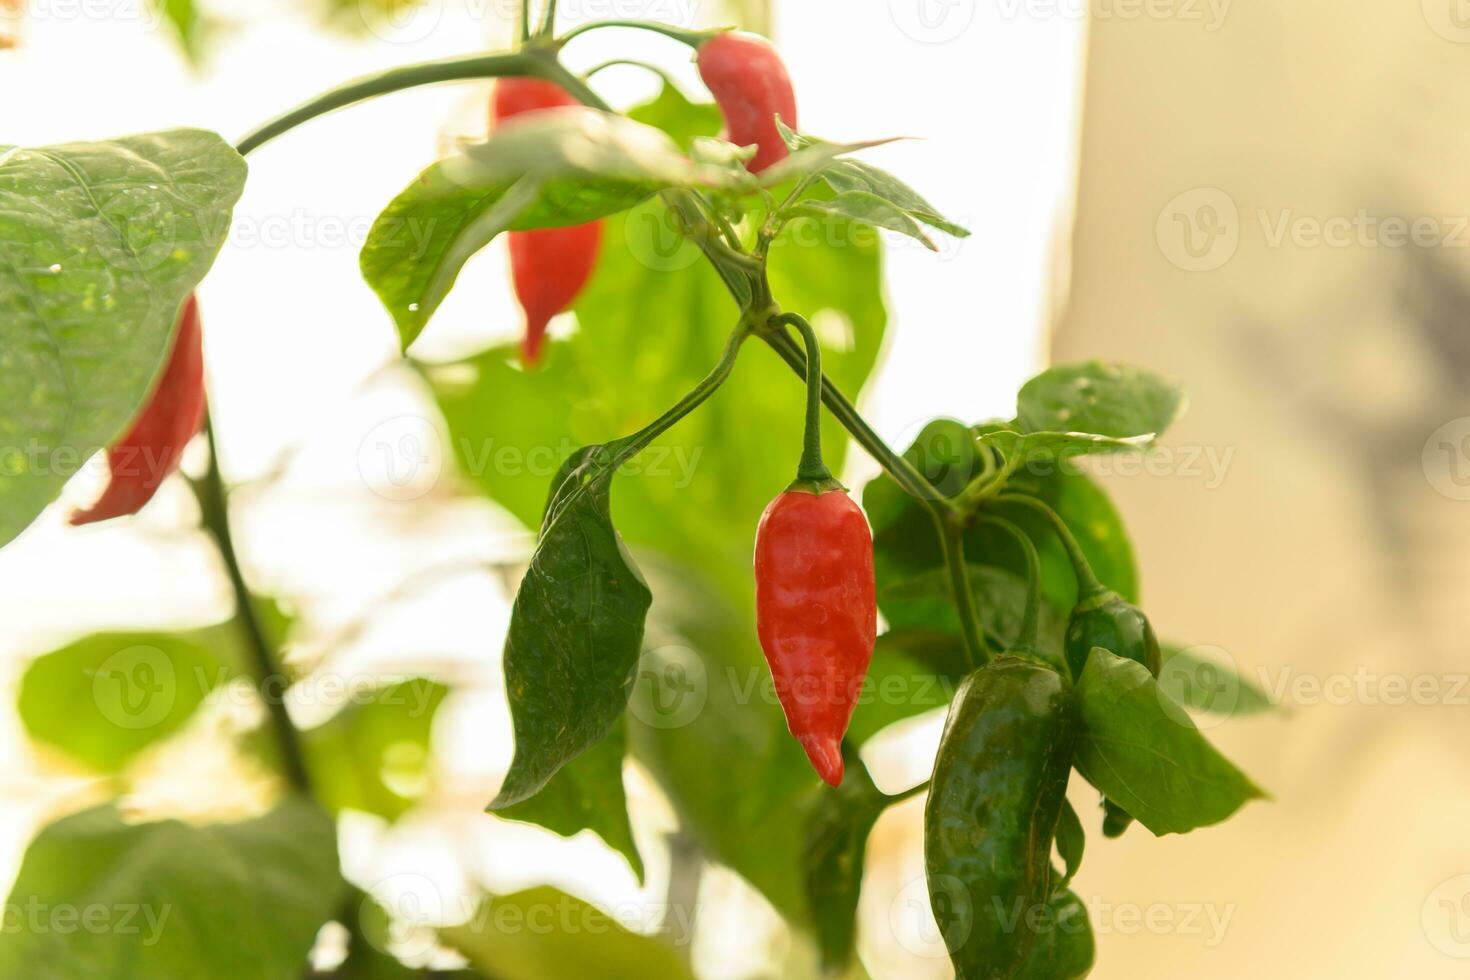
[924,503,1163,978]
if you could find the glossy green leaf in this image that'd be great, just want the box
[1055,800,1084,892]
[18,630,229,771]
[1159,643,1276,716]
[488,446,652,809]
[303,678,447,822]
[1074,648,1266,835]
[0,129,246,546]
[804,746,889,972]
[846,630,964,744]
[980,426,1151,464]
[775,121,969,238]
[442,886,694,980]
[494,717,643,883]
[1017,361,1184,442]
[626,81,723,152]
[361,109,742,350]
[0,796,342,977]
[794,190,937,250]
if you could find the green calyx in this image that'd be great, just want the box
[783,475,847,496]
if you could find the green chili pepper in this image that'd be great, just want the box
[925,656,1076,979]
[1013,887,1096,980]
[1064,587,1161,682]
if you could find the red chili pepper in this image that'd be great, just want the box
[754,486,876,786]
[71,294,206,525]
[696,31,798,173]
[491,78,603,366]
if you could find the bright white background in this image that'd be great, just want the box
[0,2,1086,975]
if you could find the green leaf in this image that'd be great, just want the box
[846,630,963,744]
[441,886,695,980]
[774,121,969,238]
[1054,800,1084,892]
[487,446,653,809]
[626,81,723,152]
[303,678,447,822]
[493,716,644,883]
[804,746,890,973]
[1159,643,1276,717]
[1074,648,1266,835]
[18,630,229,772]
[361,109,740,350]
[154,0,205,62]
[980,426,1152,464]
[1017,361,1185,442]
[1014,888,1095,980]
[0,796,342,977]
[794,190,937,251]
[0,129,247,546]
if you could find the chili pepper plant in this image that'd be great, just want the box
[0,6,1269,978]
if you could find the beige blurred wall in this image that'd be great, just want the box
[1050,0,1470,976]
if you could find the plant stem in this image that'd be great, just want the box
[977,515,1040,651]
[236,51,545,154]
[196,415,313,795]
[555,19,721,48]
[887,780,929,805]
[538,0,558,37]
[584,58,680,87]
[994,492,1105,597]
[938,517,987,670]
[773,313,832,483]
[763,327,953,516]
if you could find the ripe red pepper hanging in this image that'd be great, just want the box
[491,78,603,366]
[696,31,798,174]
[753,314,875,786]
[71,293,206,525]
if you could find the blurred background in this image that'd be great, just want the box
[2,0,1468,977]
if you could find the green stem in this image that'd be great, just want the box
[236,51,546,155]
[773,313,832,484]
[608,323,749,469]
[556,19,722,48]
[196,416,313,795]
[994,493,1105,598]
[519,0,531,41]
[977,515,1041,651]
[887,780,930,805]
[538,0,558,37]
[763,327,954,516]
[938,518,987,670]
[584,58,680,87]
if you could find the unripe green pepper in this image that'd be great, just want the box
[1013,887,1095,980]
[925,656,1076,980]
[1064,588,1160,681]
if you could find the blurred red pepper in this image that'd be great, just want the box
[491,78,603,366]
[696,32,798,173]
[71,294,206,525]
[754,486,876,786]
